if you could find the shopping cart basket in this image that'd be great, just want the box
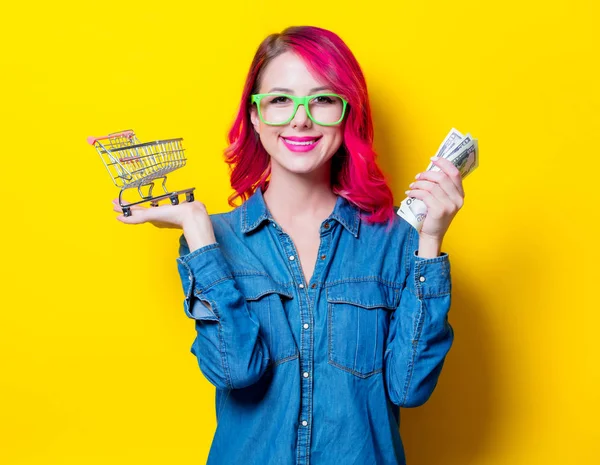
[87,129,195,217]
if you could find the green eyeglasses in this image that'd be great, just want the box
[251,93,348,126]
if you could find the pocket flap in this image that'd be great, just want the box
[326,280,399,309]
[234,274,294,301]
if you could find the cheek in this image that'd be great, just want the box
[266,128,282,144]
[257,123,277,139]
[258,127,283,153]
[325,128,344,148]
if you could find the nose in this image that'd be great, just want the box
[291,103,312,128]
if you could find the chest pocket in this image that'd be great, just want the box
[234,274,299,367]
[326,280,400,378]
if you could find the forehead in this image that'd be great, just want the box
[259,51,330,94]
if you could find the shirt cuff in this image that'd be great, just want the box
[176,242,234,320]
[408,250,451,298]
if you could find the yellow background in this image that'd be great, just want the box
[1,0,598,464]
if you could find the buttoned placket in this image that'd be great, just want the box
[269,218,334,465]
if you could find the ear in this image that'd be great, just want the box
[249,106,260,135]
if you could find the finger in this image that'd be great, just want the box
[408,180,455,212]
[404,188,445,216]
[410,177,461,209]
[111,200,150,224]
[115,210,147,224]
[413,170,464,207]
[112,198,145,212]
[428,158,464,197]
[122,201,177,224]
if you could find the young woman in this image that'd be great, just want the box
[113,25,464,465]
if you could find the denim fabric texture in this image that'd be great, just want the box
[175,187,454,465]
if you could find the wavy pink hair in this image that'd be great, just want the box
[224,25,396,227]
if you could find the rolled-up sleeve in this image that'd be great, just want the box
[176,234,270,390]
[384,226,454,407]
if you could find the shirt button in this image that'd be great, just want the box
[289,255,295,261]
[323,222,330,229]
[419,276,426,282]
[303,372,309,378]
[311,283,316,289]
[302,420,308,427]
[303,323,309,329]
[320,254,326,260]
[299,283,304,288]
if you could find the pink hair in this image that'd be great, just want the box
[224,25,396,227]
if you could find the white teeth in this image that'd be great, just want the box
[283,138,318,146]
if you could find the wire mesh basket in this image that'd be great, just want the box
[87,129,195,216]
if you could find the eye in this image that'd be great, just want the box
[313,96,335,104]
[268,96,291,104]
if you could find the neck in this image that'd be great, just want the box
[262,164,338,228]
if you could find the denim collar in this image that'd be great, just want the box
[241,186,360,238]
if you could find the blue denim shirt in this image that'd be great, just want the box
[175,187,454,465]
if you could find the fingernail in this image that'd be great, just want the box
[409,182,414,188]
[405,190,411,195]
[415,173,421,179]
[430,156,439,161]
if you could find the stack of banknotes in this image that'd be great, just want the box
[397,128,479,232]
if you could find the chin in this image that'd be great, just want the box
[280,161,318,174]
[272,155,320,174]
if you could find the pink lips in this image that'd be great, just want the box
[280,136,322,153]
[283,136,321,141]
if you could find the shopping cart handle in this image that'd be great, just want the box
[87,130,135,145]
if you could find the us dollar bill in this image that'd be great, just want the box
[397,129,479,232]
[424,127,464,172]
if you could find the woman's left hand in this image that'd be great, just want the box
[405,157,465,242]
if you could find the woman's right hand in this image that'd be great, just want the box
[112,198,217,251]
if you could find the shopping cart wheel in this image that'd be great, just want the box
[150,201,159,207]
[186,192,194,202]
[170,194,180,205]
[122,207,132,217]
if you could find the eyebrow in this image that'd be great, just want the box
[267,86,331,93]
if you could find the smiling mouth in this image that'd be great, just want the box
[280,136,322,146]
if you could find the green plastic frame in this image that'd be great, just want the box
[251,93,348,126]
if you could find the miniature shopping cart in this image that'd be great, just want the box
[87,129,195,217]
